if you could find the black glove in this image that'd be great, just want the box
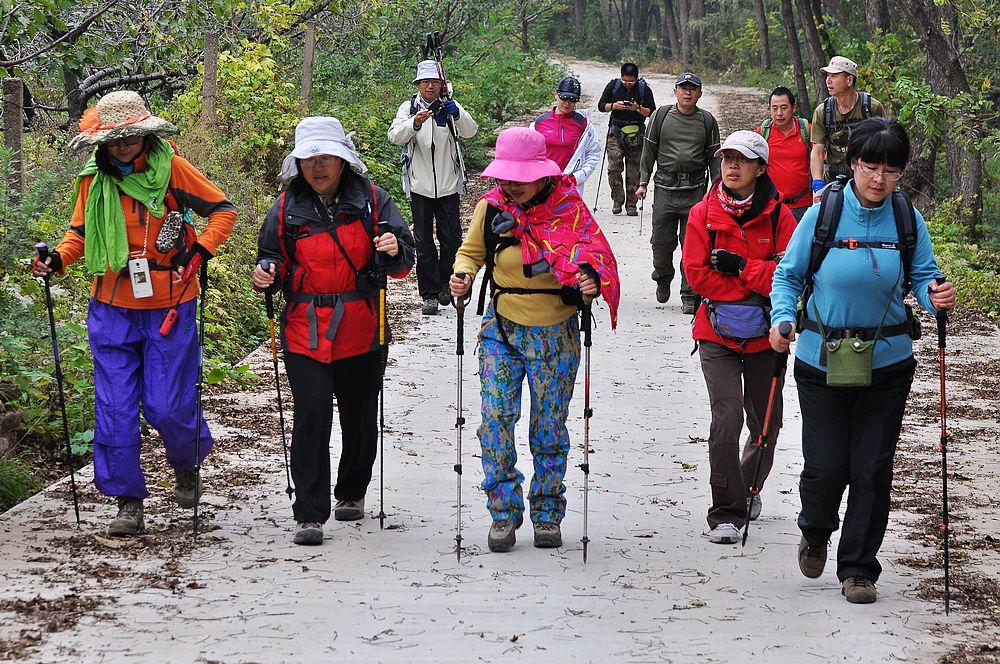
[710,248,746,276]
[175,241,212,283]
[35,250,63,274]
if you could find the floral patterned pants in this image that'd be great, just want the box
[477,306,580,524]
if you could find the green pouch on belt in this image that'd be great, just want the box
[824,337,874,387]
[619,124,642,147]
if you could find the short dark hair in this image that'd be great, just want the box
[846,118,910,171]
[768,86,795,106]
[621,63,639,78]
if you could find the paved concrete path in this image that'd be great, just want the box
[0,60,980,663]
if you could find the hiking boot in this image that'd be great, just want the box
[842,576,877,604]
[798,535,828,578]
[487,516,523,553]
[533,521,562,548]
[174,468,201,509]
[708,522,740,544]
[749,494,762,521]
[656,283,671,303]
[681,298,697,315]
[293,522,324,546]
[612,204,623,215]
[626,208,638,217]
[421,299,438,315]
[334,498,365,521]
[108,497,145,537]
[437,291,452,306]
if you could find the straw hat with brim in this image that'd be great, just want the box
[279,117,368,180]
[480,127,561,183]
[67,91,177,152]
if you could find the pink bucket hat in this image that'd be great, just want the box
[480,127,561,182]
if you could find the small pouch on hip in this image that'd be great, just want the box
[619,124,642,148]
[824,337,873,387]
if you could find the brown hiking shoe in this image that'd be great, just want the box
[533,521,562,548]
[293,522,324,545]
[108,497,145,537]
[174,468,201,508]
[656,283,670,303]
[798,535,827,578]
[488,516,524,553]
[681,298,697,315]
[334,498,365,521]
[842,576,877,604]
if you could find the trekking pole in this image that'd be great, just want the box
[34,243,81,526]
[192,260,208,541]
[259,260,293,501]
[638,198,644,235]
[741,321,792,547]
[375,221,390,531]
[592,129,610,211]
[933,275,950,614]
[580,301,593,563]
[452,272,470,561]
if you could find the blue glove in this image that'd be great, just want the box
[811,178,827,193]
[443,99,459,119]
[433,109,449,126]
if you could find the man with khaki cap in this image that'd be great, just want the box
[388,59,478,315]
[809,56,886,202]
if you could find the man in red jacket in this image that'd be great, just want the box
[756,87,812,221]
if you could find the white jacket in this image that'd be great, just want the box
[530,109,603,195]
[388,95,478,199]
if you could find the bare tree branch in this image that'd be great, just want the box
[0,0,122,68]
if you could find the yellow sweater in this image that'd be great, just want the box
[453,199,578,327]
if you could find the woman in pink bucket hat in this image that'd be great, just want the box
[450,127,620,553]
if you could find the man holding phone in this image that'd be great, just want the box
[598,62,656,216]
[389,60,478,315]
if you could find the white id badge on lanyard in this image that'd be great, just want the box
[128,258,154,298]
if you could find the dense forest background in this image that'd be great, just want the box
[0,0,996,505]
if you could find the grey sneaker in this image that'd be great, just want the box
[487,516,524,553]
[437,291,452,306]
[656,283,670,303]
[749,494,762,521]
[708,522,740,544]
[798,535,828,578]
[421,298,438,315]
[334,498,365,521]
[533,521,562,548]
[293,522,324,545]
[174,468,201,508]
[842,576,877,604]
[108,497,145,537]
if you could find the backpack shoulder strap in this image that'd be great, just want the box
[860,92,872,118]
[823,96,835,135]
[797,117,810,143]
[890,189,918,293]
[612,79,621,96]
[476,205,503,315]
[770,200,781,249]
[808,180,846,287]
[761,118,773,140]
[409,93,419,116]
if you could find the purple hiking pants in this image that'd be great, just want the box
[88,298,212,499]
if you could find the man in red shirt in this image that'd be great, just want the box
[756,87,812,221]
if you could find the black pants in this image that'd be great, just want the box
[795,356,916,582]
[284,350,382,523]
[410,192,461,300]
[698,341,784,529]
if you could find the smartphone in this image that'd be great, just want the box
[428,98,444,113]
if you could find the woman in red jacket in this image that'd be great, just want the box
[682,130,797,544]
[252,117,415,546]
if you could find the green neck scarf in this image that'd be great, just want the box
[77,136,174,275]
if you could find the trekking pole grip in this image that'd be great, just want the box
[35,242,50,280]
[775,321,792,373]
[454,272,466,353]
[258,259,276,319]
[582,303,592,347]
[933,275,947,347]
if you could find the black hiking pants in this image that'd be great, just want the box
[795,356,916,583]
[411,192,461,301]
[285,349,381,524]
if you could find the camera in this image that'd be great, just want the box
[428,98,444,113]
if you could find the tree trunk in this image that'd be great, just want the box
[679,0,691,66]
[754,0,771,70]
[863,0,890,39]
[795,0,827,103]
[3,78,23,198]
[896,0,983,227]
[809,0,833,59]
[662,0,681,59]
[300,22,315,110]
[780,0,811,111]
[575,0,588,34]
[202,32,218,127]
[692,0,705,56]
[63,67,84,125]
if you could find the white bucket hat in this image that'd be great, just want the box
[821,56,859,77]
[278,117,367,180]
[412,60,441,84]
[714,130,770,163]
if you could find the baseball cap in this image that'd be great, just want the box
[675,72,702,87]
[821,56,858,77]
[714,130,769,163]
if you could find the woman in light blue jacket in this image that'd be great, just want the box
[769,118,955,605]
